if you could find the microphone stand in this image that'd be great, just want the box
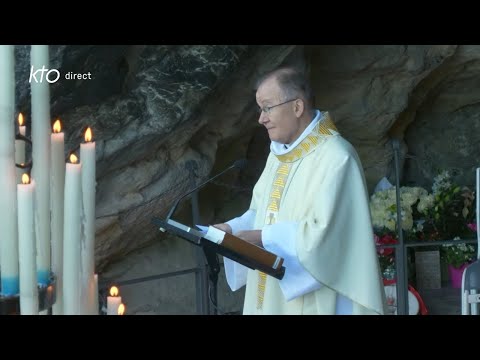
[165,159,246,314]
[185,161,220,315]
[202,243,220,315]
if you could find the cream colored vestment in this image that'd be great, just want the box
[225,110,386,315]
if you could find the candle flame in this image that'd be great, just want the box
[22,173,30,184]
[109,286,119,297]
[69,153,78,164]
[18,113,24,126]
[53,119,62,133]
[85,127,93,142]
[118,303,125,315]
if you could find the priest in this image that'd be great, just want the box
[214,66,387,315]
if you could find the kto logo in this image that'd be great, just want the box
[29,66,60,83]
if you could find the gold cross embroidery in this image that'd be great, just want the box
[267,212,275,225]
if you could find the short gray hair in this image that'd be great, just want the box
[256,67,314,110]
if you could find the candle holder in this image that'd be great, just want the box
[15,133,33,171]
[0,272,56,315]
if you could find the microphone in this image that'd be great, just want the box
[165,158,247,221]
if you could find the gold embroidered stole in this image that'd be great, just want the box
[256,112,338,310]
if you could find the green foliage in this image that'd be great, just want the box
[442,239,477,268]
[423,171,475,241]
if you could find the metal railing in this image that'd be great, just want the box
[98,265,209,315]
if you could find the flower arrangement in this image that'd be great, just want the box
[424,170,476,241]
[370,186,434,233]
[442,237,477,268]
[370,170,478,281]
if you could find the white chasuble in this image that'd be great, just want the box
[238,111,386,315]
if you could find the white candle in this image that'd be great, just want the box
[30,45,51,286]
[107,286,122,315]
[63,154,82,315]
[80,127,96,314]
[17,174,39,314]
[15,113,26,184]
[18,113,26,137]
[0,44,19,296]
[51,119,65,315]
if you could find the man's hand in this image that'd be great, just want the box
[236,230,263,248]
[212,223,232,234]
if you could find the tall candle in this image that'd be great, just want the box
[15,113,26,184]
[30,45,51,286]
[17,174,39,314]
[80,127,96,314]
[107,286,122,315]
[0,44,19,296]
[51,119,65,315]
[63,154,82,315]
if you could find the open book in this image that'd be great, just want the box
[151,218,285,280]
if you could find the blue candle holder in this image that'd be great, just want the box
[0,272,56,315]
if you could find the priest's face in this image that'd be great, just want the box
[256,77,302,144]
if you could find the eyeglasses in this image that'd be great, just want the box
[257,98,297,115]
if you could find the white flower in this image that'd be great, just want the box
[370,185,430,233]
[417,194,434,214]
[432,170,452,195]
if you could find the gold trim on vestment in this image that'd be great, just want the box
[274,112,338,163]
[257,112,339,310]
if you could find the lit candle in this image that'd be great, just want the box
[107,286,122,315]
[17,174,39,314]
[118,303,126,315]
[30,45,51,286]
[63,153,82,315]
[18,113,26,136]
[15,113,26,184]
[0,44,19,296]
[51,119,65,315]
[80,127,96,314]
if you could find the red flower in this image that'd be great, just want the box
[376,234,397,256]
